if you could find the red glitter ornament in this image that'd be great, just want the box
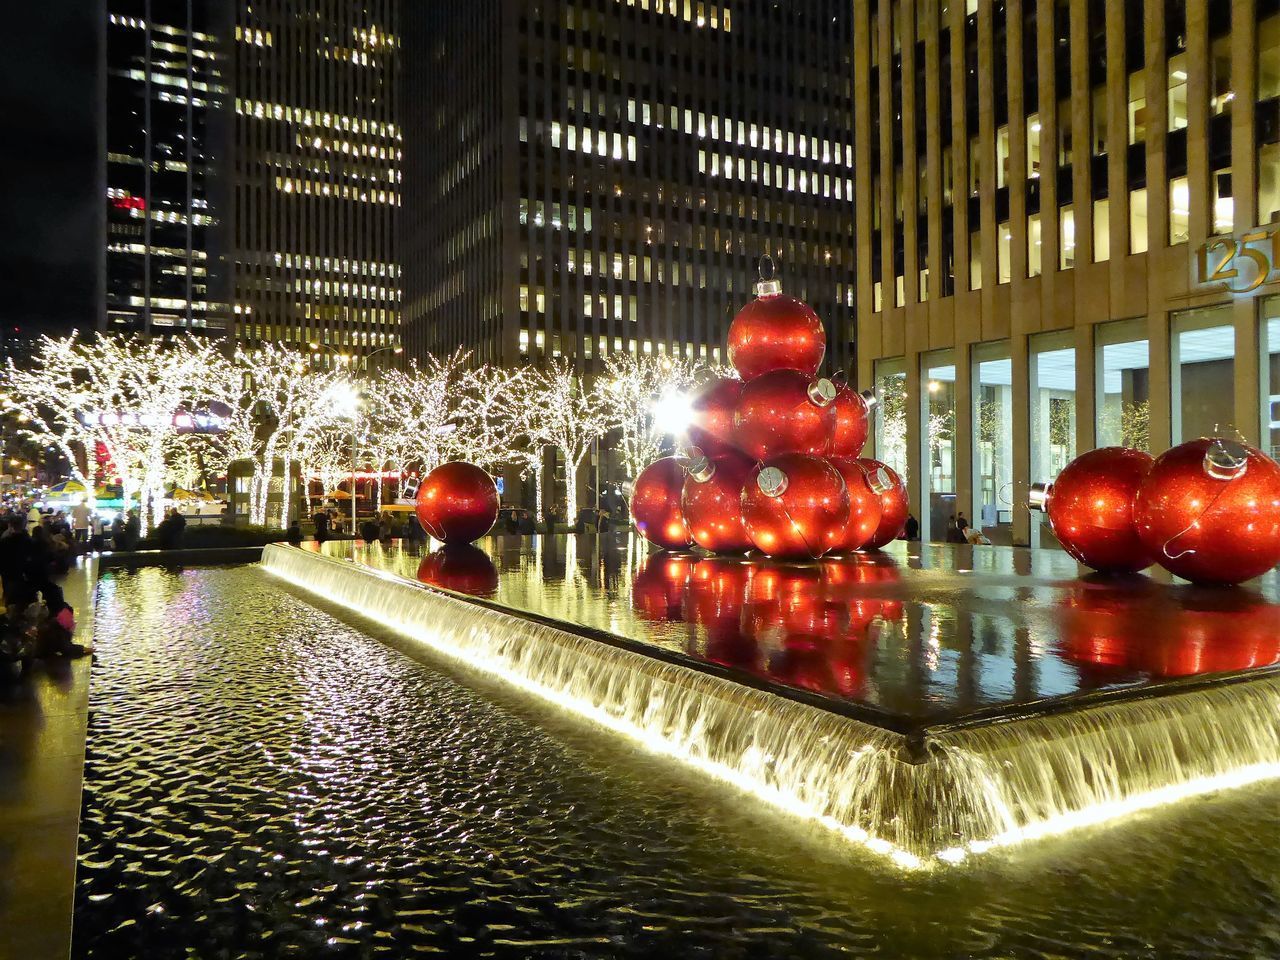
[829,383,873,458]
[827,456,884,553]
[686,377,743,458]
[740,453,850,559]
[631,456,693,550]
[726,269,826,382]
[681,451,754,553]
[733,369,837,461]
[1031,446,1156,574]
[856,459,909,550]
[416,545,499,596]
[415,462,499,544]
[1134,437,1280,585]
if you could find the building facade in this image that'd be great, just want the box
[230,0,401,365]
[106,1,231,334]
[403,0,858,374]
[854,0,1280,546]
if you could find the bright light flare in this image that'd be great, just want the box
[651,389,694,436]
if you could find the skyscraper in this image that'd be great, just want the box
[230,0,401,365]
[106,1,231,334]
[403,1,857,374]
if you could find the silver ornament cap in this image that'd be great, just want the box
[686,454,716,483]
[867,465,894,495]
[1028,481,1051,512]
[808,377,837,406]
[757,466,788,498]
[1204,438,1249,481]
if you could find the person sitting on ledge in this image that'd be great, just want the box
[359,518,379,542]
[286,521,303,546]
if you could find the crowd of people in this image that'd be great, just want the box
[0,506,92,674]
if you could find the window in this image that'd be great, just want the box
[1060,205,1076,269]
[998,221,1012,283]
[1172,306,1235,443]
[997,125,1010,188]
[1169,176,1190,244]
[970,228,983,290]
[1168,53,1189,131]
[1261,143,1280,225]
[1263,297,1280,458]
[1130,187,1148,254]
[1027,114,1042,178]
[973,344,1013,537]
[1210,33,1232,117]
[1097,320,1151,451]
[1093,198,1110,262]
[1213,169,1234,236]
[922,351,957,542]
[1128,72,1146,144]
[1262,13,1280,100]
[1028,213,1043,276]
[874,359,909,478]
[1030,331,1077,547]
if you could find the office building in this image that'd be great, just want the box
[106,2,231,334]
[230,0,401,365]
[854,0,1280,545]
[403,0,857,374]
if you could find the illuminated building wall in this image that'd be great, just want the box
[106,1,230,334]
[230,0,401,366]
[855,0,1280,548]
[403,1,857,373]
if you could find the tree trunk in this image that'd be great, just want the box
[533,460,544,516]
[279,450,293,529]
[563,457,578,527]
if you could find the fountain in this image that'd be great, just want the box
[262,538,1280,868]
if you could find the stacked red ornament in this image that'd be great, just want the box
[416,462,499,545]
[630,264,909,559]
[1033,437,1280,586]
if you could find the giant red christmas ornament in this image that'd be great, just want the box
[1030,446,1156,574]
[829,383,873,458]
[681,451,754,553]
[740,453,850,559]
[828,456,884,553]
[1133,437,1280,585]
[415,461,499,544]
[726,273,826,382]
[856,459,909,550]
[733,369,837,461]
[687,377,743,458]
[416,545,499,596]
[631,456,693,550]
[631,553,695,621]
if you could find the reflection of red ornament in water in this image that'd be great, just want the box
[1134,438,1280,585]
[415,462,499,544]
[631,553,696,621]
[686,377,743,458]
[733,369,837,461]
[741,453,849,559]
[856,459,909,550]
[828,457,884,552]
[416,545,499,596]
[632,457,693,550]
[682,452,754,553]
[726,284,826,382]
[1041,447,1155,574]
[829,384,871,457]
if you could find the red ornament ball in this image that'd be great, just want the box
[1134,438,1280,585]
[682,452,754,553]
[686,377,743,458]
[632,456,693,550]
[828,457,884,552]
[830,384,871,458]
[856,459,909,550]
[726,286,826,382]
[733,369,837,462]
[1039,446,1155,574]
[415,461,499,544]
[740,453,850,559]
[416,544,499,596]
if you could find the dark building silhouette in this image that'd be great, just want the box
[403,1,857,373]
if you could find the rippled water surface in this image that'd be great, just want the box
[75,566,1280,958]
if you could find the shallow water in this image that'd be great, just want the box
[74,565,1280,958]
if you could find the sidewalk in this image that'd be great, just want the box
[0,556,96,960]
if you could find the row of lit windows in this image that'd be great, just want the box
[235,25,273,47]
[235,98,401,141]
[127,295,212,311]
[271,252,399,279]
[699,151,853,201]
[518,326,725,363]
[268,154,399,186]
[296,133,400,162]
[274,176,400,206]
[108,14,216,44]
[125,68,221,95]
[152,40,215,61]
[294,278,400,302]
[444,212,497,261]
[519,198,593,232]
[108,242,208,261]
[606,0,730,32]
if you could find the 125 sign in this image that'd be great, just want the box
[1197,227,1280,293]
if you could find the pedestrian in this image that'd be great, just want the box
[404,513,427,546]
[71,500,91,545]
[286,521,303,546]
[311,507,330,543]
[904,514,920,540]
[25,504,41,534]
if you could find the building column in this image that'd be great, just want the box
[1075,322,1096,454]
[1147,308,1173,453]
[1010,334,1032,545]
[954,343,974,536]
[1235,297,1263,446]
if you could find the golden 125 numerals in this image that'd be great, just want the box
[1198,227,1280,293]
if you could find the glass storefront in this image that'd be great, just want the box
[973,342,1013,543]
[1171,305,1235,442]
[1097,319,1151,450]
[921,350,957,542]
[1263,297,1280,459]
[873,358,909,479]
[1029,331,1077,547]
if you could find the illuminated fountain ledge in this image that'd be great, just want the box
[261,543,1280,870]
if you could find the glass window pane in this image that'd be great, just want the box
[873,359,908,478]
[1060,205,1076,269]
[1169,176,1190,245]
[1264,297,1280,458]
[1172,306,1235,442]
[974,349,1013,542]
[1098,323,1151,451]
[1030,333,1077,548]
[922,352,957,542]
[1130,188,1148,254]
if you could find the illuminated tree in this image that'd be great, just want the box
[377,352,467,479]
[525,360,610,523]
[448,365,529,472]
[596,354,698,480]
